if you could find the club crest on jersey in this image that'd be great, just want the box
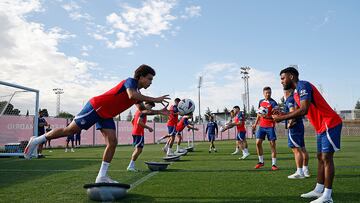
[81,119,86,125]
[300,89,308,97]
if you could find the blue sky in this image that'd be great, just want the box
[1,0,359,117]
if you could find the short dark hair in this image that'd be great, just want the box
[233,106,240,110]
[134,64,156,80]
[280,67,299,78]
[263,86,271,91]
[144,101,155,107]
[174,98,181,103]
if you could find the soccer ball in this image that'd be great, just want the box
[177,99,195,116]
[256,106,268,115]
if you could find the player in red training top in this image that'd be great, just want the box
[252,86,279,170]
[24,65,170,183]
[273,67,342,203]
[127,101,165,172]
[221,106,250,159]
[157,98,181,153]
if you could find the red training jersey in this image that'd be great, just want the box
[90,78,139,119]
[132,110,147,136]
[294,80,342,134]
[258,98,278,128]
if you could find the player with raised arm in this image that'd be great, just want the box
[283,88,310,179]
[273,67,342,203]
[252,87,279,170]
[127,101,167,172]
[222,106,250,159]
[24,64,170,183]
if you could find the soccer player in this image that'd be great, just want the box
[159,98,180,151]
[65,120,75,152]
[283,88,310,179]
[75,130,81,148]
[37,110,49,158]
[206,115,218,153]
[221,106,250,159]
[24,64,170,183]
[273,67,342,203]
[168,113,198,156]
[252,87,279,170]
[127,101,161,172]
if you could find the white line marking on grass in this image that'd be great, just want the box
[128,171,159,192]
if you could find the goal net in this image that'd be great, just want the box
[0,81,39,157]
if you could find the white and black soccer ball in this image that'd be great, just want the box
[256,106,269,115]
[177,99,195,116]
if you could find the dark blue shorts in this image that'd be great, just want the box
[317,124,342,153]
[167,126,176,136]
[66,135,74,141]
[74,101,115,130]
[256,127,277,141]
[208,134,215,142]
[132,135,144,148]
[236,131,246,141]
[288,125,305,148]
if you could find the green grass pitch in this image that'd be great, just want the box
[0,136,359,202]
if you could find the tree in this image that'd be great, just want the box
[250,105,257,117]
[204,107,212,122]
[126,111,133,121]
[355,100,360,110]
[0,101,20,115]
[56,111,74,119]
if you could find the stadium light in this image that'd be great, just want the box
[240,67,251,113]
[53,88,64,116]
[198,76,203,124]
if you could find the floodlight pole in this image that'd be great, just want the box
[240,67,251,113]
[53,88,64,116]
[198,76,202,124]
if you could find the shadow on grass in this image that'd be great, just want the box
[0,158,99,188]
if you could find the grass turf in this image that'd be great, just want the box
[0,136,359,202]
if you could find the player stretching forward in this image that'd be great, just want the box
[221,106,250,159]
[24,65,170,183]
[170,113,198,156]
[273,67,342,203]
[206,115,218,153]
[127,101,166,172]
[159,98,180,152]
[284,88,310,179]
[252,87,279,170]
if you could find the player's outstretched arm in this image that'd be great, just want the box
[137,119,153,132]
[273,99,310,122]
[135,103,170,116]
[127,88,170,104]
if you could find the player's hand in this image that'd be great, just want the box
[148,127,154,132]
[272,114,284,122]
[287,119,297,128]
[251,124,256,132]
[155,95,170,104]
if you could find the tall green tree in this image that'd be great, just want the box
[355,100,360,110]
[56,111,74,119]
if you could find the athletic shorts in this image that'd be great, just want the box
[74,101,115,130]
[167,125,176,136]
[132,135,144,148]
[288,125,305,148]
[236,131,246,141]
[317,124,342,153]
[66,135,74,142]
[256,127,277,141]
[208,134,215,142]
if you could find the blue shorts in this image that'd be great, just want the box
[132,135,144,148]
[74,102,115,130]
[236,131,246,141]
[167,126,176,136]
[66,135,74,141]
[256,127,277,141]
[288,126,305,148]
[208,134,216,142]
[317,124,342,153]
